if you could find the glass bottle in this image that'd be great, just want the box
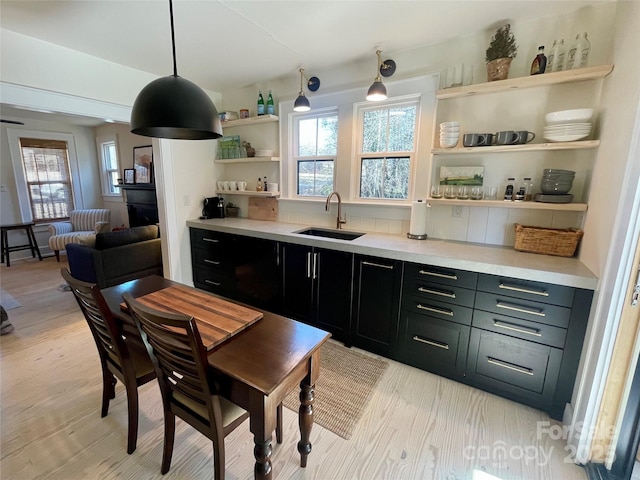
[256,177,263,191]
[266,90,275,115]
[554,39,566,72]
[530,46,547,75]
[566,34,581,70]
[576,32,591,69]
[257,90,265,116]
[503,177,515,201]
[523,177,534,201]
[263,176,268,191]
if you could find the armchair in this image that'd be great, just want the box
[48,209,110,261]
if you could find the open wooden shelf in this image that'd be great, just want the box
[221,115,279,127]
[436,65,613,99]
[426,197,587,211]
[214,156,280,164]
[432,140,600,155]
[215,190,280,197]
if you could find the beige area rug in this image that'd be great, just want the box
[283,340,389,440]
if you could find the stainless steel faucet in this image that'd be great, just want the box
[325,191,347,229]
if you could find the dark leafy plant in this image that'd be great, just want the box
[485,24,518,62]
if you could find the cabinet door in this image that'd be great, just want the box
[352,255,402,356]
[232,235,280,311]
[280,243,313,322]
[314,248,353,343]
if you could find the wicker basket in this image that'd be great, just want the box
[514,224,584,257]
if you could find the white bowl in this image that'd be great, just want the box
[543,132,590,142]
[545,108,594,125]
[440,121,460,128]
[439,138,458,148]
[440,128,460,134]
[440,133,460,138]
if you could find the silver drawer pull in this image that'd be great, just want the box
[418,269,457,280]
[204,259,221,265]
[205,280,221,286]
[203,237,219,243]
[418,286,456,299]
[499,282,549,297]
[417,303,454,317]
[413,335,449,350]
[496,301,545,317]
[494,320,542,337]
[362,261,393,270]
[487,357,534,376]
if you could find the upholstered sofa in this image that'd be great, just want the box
[48,209,111,261]
[66,225,162,288]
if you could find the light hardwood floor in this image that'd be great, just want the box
[1,258,588,480]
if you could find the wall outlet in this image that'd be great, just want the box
[453,206,463,218]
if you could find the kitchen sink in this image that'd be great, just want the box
[294,227,365,241]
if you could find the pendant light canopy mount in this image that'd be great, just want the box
[130,0,222,140]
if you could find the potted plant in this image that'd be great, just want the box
[485,24,518,81]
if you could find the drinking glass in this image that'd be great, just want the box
[457,186,469,200]
[431,185,443,198]
[470,186,484,200]
[444,186,457,199]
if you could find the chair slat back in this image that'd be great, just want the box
[123,294,214,421]
[61,268,125,369]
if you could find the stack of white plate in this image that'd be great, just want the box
[439,121,460,148]
[543,108,593,142]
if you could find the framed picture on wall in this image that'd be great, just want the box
[124,168,136,184]
[133,145,153,184]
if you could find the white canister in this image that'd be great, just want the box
[267,183,279,192]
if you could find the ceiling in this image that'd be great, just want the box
[0,0,610,93]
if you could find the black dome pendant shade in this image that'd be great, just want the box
[130,0,222,140]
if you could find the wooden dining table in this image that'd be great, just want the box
[101,275,331,480]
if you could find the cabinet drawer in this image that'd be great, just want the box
[468,329,562,396]
[399,311,469,379]
[472,310,567,349]
[404,262,478,289]
[403,277,475,307]
[190,228,229,250]
[402,295,472,325]
[477,273,574,307]
[192,248,235,276]
[193,268,235,293]
[474,291,571,328]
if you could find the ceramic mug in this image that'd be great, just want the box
[217,181,224,191]
[228,181,237,191]
[223,181,230,190]
[495,130,519,145]
[516,131,536,144]
[463,133,493,147]
[237,181,247,191]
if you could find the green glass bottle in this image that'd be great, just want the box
[257,90,265,116]
[267,90,274,115]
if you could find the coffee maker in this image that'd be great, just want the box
[202,197,225,218]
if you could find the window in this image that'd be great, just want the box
[294,113,338,196]
[358,101,417,200]
[98,137,120,195]
[19,138,75,222]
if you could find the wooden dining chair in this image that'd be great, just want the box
[123,292,256,478]
[61,268,156,454]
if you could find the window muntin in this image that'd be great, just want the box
[294,113,338,196]
[19,138,75,222]
[358,101,417,200]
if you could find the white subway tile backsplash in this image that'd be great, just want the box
[276,200,576,246]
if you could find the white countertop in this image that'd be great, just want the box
[187,218,598,290]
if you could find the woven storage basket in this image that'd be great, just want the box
[514,224,584,257]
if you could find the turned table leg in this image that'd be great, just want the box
[297,381,315,467]
[253,437,273,480]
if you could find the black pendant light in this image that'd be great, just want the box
[131,0,222,140]
[366,49,396,101]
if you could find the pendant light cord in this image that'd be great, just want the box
[169,0,178,77]
[299,68,305,94]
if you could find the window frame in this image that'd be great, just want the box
[353,96,420,203]
[291,109,339,198]
[7,129,84,223]
[96,134,121,197]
